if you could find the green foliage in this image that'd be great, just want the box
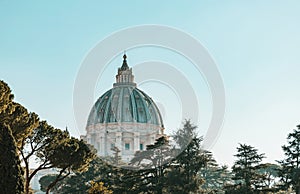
[14,119,97,193]
[169,120,207,193]
[0,123,24,194]
[20,121,96,193]
[277,125,300,194]
[200,152,232,193]
[5,102,39,148]
[0,81,102,194]
[226,144,265,193]
[47,121,210,194]
[39,174,58,192]
[49,137,95,172]
[44,137,96,193]
[0,80,38,193]
[131,136,170,166]
[0,80,14,114]
[128,136,172,194]
[173,119,197,149]
[88,181,113,194]
[0,81,39,149]
[39,157,116,193]
[255,163,281,192]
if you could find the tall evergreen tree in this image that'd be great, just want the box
[173,119,197,150]
[0,124,24,193]
[277,125,300,194]
[170,120,207,193]
[228,143,265,194]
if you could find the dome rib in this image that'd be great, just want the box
[129,87,137,122]
[136,89,150,123]
[118,87,124,122]
[103,90,113,123]
[138,89,162,127]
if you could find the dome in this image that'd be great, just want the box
[87,86,164,127]
[86,54,164,128]
[83,54,165,161]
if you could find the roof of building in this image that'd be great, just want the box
[86,54,164,127]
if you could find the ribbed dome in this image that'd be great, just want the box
[87,54,164,129]
[87,86,164,127]
[83,54,165,162]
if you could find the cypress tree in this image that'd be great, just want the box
[0,124,24,193]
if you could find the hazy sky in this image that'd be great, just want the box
[1,1,300,166]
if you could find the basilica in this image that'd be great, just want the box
[81,54,165,162]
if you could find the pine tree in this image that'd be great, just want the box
[0,81,39,149]
[170,120,207,193]
[20,121,96,194]
[0,124,24,193]
[229,143,265,194]
[277,125,300,194]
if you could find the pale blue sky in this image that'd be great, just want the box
[1,1,300,166]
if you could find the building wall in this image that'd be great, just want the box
[84,122,162,162]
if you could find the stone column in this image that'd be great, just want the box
[134,132,140,152]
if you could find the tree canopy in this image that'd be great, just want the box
[3,79,300,194]
[0,80,96,194]
[225,144,265,194]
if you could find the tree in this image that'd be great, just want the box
[255,163,280,192]
[129,136,173,194]
[277,125,300,194]
[39,157,113,193]
[20,121,96,194]
[169,120,207,193]
[4,102,39,148]
[0,80,38,193]
[0,80,96,193]
[20,121,67,193]
[0,81,39,149]
[199,151,232,193]
[173,119,197,150]
[0,124,24,194]
[44,137,96,193]
[228,143,265,194]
